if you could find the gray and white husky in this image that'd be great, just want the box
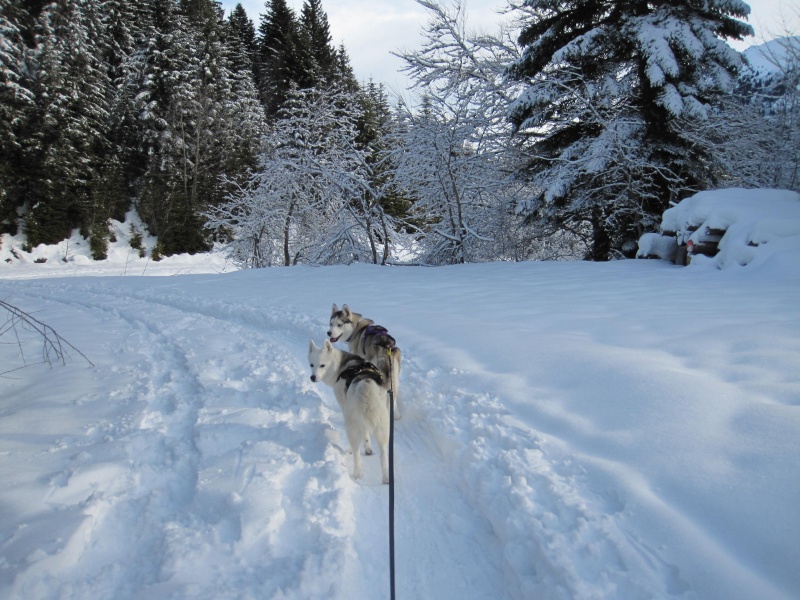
[308,339,390,484]
[328,304,401,418]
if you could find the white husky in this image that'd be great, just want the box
[328,304,401,419]
[308,339,390,484]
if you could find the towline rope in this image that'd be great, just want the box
[387,349,396,600]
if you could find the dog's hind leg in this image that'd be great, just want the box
[371,402,391,485]
[374,425,390,485]
[347,427,364,480]
[344,403,368,480]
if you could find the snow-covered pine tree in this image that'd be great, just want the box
[101,0,138,85]
[126,0,265,256]
[257,0,303,118]
[124,0,196,254]
[0,0,35,234]
[105,0,158,222]
[220,11,268,193]
[507,0,753,260]
[356,80,409,227]
[23,0,112,247]
[226,3,257,76]
[333,42,359,92]
[89,0,140,242]
[299,0,337,86]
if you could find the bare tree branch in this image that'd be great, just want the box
[0,300,94,377]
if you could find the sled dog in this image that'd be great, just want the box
[328,303,401,418]
[308,339,390,484]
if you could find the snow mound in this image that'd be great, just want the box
[638,188,800,272]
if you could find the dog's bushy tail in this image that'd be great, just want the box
[376,347,401,385]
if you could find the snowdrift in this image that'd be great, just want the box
[638,187,800,273]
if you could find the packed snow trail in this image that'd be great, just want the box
[0,279,514,599]
[0,278,617,599]
[2,260,799,600]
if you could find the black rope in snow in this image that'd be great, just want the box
[387,348,396,600]
[388,385,396,600]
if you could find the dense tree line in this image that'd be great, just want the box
[0,0,358,258]
[2,0,798,265]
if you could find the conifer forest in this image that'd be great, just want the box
[1,0,798,265]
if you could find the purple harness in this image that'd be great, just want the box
[361,325,396,355]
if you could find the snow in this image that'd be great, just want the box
[2,202,800,599]
[1,211,236,278]
[639,187,800,272]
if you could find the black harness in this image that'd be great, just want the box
[337,359,384,391]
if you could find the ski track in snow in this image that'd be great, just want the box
[2,274,771,599]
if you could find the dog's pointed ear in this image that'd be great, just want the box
[323,339,334,352]
[309,339,318,352]
[342,304,351,316]
[331,303,338,315]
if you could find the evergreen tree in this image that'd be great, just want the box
[23,0,112,247]
[93,0,138,224]
[219,16,268,193]
[257,0,303,118]
[126,0,265,255]
[180,0,221,23]
[507,0,753,260]
[226,3,257,74]
[0,0,35,233]
[356,80,408,223]
[101,0,138,83]
[333,42,359,91]
[299,0,336,84]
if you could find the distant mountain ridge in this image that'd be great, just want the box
[739,36,799,90]
[737,36,799,114]
[741,36,799,78]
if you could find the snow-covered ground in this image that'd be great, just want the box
[0,210,237,279]
[2,195,799,599]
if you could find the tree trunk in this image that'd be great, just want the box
[588,208,611,261]
[283,201,296,266]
